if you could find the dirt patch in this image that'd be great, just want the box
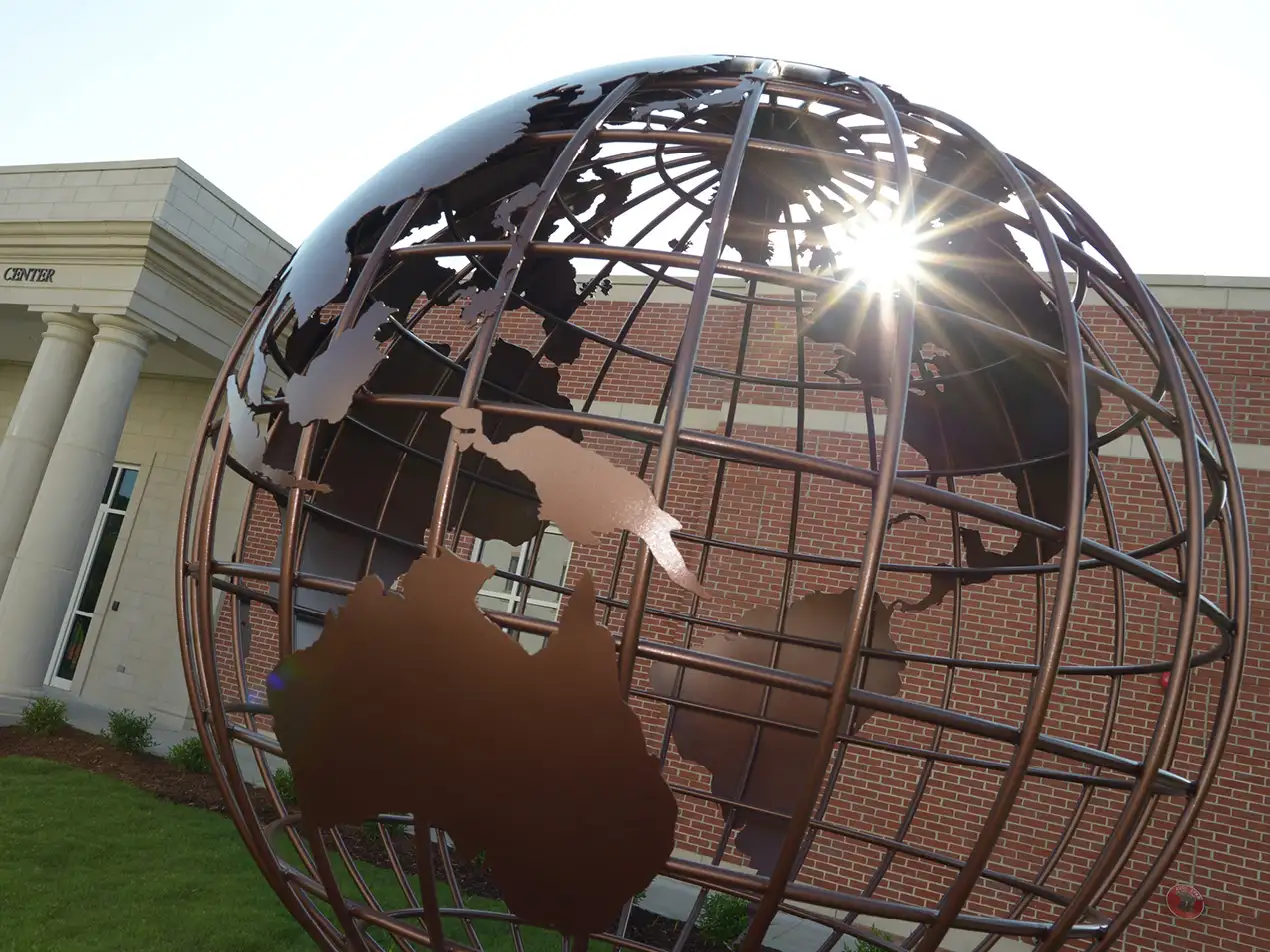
[2,725,774,952]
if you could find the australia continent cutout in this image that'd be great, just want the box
[266,552,678,934]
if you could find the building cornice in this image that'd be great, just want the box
[0,219,259,328]
[0,157,184,174]
[142,223,261,326]
[0,219,152,265]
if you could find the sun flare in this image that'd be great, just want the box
[846,218,921,294]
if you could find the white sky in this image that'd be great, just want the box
[2,0,1267,276]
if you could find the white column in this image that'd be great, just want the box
[0,314,153,695]
[0,312,96,595]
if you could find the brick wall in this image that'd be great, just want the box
[213,295,1268,951]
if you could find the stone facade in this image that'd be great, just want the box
[0,159,290,727]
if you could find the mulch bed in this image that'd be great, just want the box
[1,724,767,952]
[0,724,267,814]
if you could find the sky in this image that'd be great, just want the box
[2,0,1267,276]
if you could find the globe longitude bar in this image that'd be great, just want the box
[615,60,778,694]
[1020,162,1211,952]
[901,103,1095,951]
[426,77,642,556]
[1090,324,1250,950]
[738,73,921,952]
[179,301,333,948]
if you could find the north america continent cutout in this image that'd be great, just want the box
[266,551,678,935]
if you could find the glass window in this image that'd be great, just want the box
[471,526,574,625]
[77,512,124,614]
[474,539,520,595]
[111,469,138,511]
[50,464,139,686]
[531,533,572,590]
[55,615,92,683]
[476,593,510,616]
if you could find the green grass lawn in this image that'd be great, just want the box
[0,756,567,952]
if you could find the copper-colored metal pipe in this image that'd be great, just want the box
[175,56,1247,952]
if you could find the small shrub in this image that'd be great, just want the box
[696,891,750,949]
[272,766,297,804]
[361,819,389,840]
[20,697,68,735]
[855,927,891,952]
[166,736,210,773]
[101,708,156,753]
[633,886,648,905]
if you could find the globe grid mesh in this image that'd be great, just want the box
[176,56,1249,952]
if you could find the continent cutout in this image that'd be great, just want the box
[260,55,730,329]
[266,552,678,935]
[460,283,512,325]
[443,406,709,599]
[808,136,1102,611]
[649,590,904,877]
[284,302,393,426]
[492,182,543,235]
[224,377,330,493]
[632,82,753,121]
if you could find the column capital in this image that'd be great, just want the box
[39,311,95,347]
[91,313,155,357]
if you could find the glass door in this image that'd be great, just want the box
[45,464,139,689]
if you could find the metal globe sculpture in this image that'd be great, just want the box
[177,55,1249,952]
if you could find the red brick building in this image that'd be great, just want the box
[214,273,1268,952]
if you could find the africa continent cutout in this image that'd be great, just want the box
[444,406,709,598]
[266,551,678,935]
[650,590,904,877]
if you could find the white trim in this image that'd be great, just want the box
[576,400,1270,471]
[45,464,140,689]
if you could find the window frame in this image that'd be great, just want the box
[471,524,573,623]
